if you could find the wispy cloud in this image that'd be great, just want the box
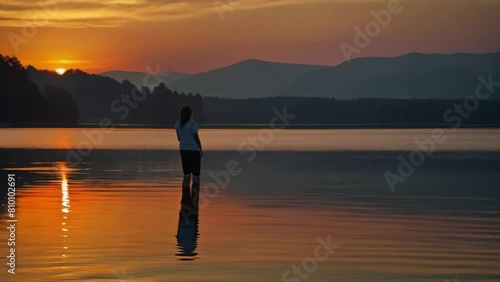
[0,0,343,28]
[0,0,200,27]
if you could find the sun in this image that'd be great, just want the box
[55,68,66,75]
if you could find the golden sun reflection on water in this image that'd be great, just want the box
[60,162,70,259]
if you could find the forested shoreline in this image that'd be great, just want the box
[2,55,499,128]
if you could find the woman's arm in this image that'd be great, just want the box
[194,133,203,156]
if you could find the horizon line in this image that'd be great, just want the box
[11,50,500,75]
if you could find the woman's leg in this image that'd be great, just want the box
[192,151,201,186]
[190,151,201,211]
[180,150,191,187]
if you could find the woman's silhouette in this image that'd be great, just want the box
[175,105,203,189]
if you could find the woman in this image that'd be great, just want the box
[175,106,203,188]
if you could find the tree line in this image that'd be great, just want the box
[203,97,500,126]
[1,55,204,127]
[0,55,78,126]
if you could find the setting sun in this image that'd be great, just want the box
[55,68,66,75]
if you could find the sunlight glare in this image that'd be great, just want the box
[55,68,66,75]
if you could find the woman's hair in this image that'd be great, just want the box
[179,105,193,128]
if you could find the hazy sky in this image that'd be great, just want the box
[0,0,499,73]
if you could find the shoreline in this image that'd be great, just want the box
[1,124,500,129]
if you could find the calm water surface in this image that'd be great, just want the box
[0,129,499,282]
[0,128,500,151]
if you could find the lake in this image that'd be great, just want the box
[1,128,500,282]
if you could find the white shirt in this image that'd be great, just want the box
[175,120,200,151]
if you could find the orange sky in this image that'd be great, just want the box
[0,0,499,74]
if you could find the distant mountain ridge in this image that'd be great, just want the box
[100,70,191,89]
[284,52,500,99]
[100,53,500,100]
[167,59,328,98]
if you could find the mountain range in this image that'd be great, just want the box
[100,53,500,100]
[100,70,191,89]
[3,52,500,127]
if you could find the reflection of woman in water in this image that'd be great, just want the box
[176,184,199,260]
[175,106,203,189]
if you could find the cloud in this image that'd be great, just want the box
[0,0,341,28]
[0,0,214,28]
[2,0,480,28]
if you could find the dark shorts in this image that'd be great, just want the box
[180,150,201,176]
